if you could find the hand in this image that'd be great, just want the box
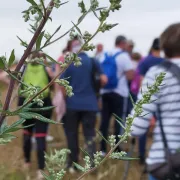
[100,74,108,87]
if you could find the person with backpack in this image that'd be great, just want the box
[61,38,107,173]
[100,35,134,154]
[131,23,180,180]
[18,52,53,180]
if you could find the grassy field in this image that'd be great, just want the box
[0,83,149,180]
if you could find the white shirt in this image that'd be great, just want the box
[101,48,133,97]
[131,58,180,165]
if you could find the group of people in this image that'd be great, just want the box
[1,22,180,180]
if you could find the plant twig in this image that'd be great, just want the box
[0,0,55,126]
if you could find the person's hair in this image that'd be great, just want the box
[160,23,180,58]
[148,38,160,55]
[115,35,127,46]
[131,52,142,61]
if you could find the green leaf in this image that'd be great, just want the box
[72,22,82,35]
[44,54,60,64]
[19,112,58,124]
[78,13,87,24]
[115,118,126,130]
[36,31,45,50]
[17,36,28,47]
[96,129,110,145]
[26,0,38,6]
[80,147,95,163]
[113,113,125,122]
[8,49,15,67]
[0,57,5,69]
[73,162,85,172]
[24,106,55,112]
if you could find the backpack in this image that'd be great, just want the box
[101,51,124,89]
[21,64,50,98]
[91,58,101,97]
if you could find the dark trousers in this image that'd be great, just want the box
[63,110,96,166]
[100,93,125,152]
[19,97,52,170]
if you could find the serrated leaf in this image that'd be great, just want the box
[73,162,85,172]
[36,31,45,50]
[0,57,5,69]
[19,112,58,124]
[8,49,15,67]
[26,0,38,6]
[72,21,82,35]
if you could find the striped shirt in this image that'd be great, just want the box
[131,58,180,165]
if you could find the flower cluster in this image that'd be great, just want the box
[110,151,127,159]
[55,169,66,180]
[99,10,109,21]
[108,135,116,148]
[55,79,74,97]
[44,32,51,40]
[53,0,61,9]
[0,138,11,144]
[83,43,95,51]
[110,0,122,12]
[45,149,70,180]
[20,86,44,107]
[64,53,82,67]
[90,0,99,11]
[94,151,103,167]
[84,156,91,172]
[78,1,87,14]
[83,31,92,42]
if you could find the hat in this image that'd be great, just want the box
[115,35,127,45]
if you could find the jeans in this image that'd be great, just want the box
[100,92,125,152]
[149,175,157,180]
[63,110,96,166]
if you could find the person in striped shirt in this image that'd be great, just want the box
[131,23,180,180]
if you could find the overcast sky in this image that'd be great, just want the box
[0,0,180,60]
